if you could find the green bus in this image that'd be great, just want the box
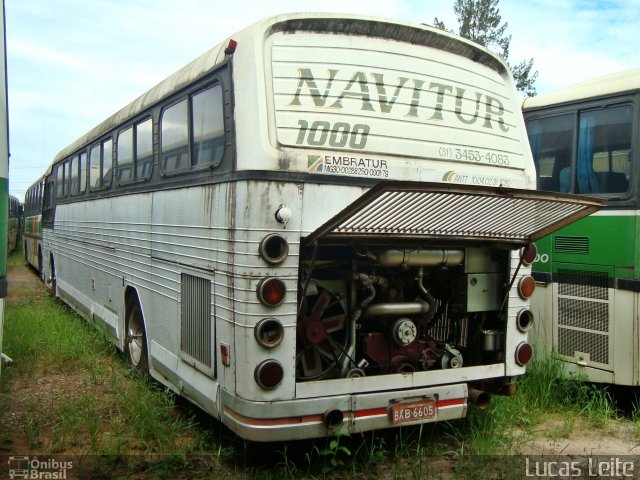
[523,69,640,385]
[0,0,8,375]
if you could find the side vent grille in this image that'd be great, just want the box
[181,274,212,369]
[554,236,589,254]
[556,269,610,368]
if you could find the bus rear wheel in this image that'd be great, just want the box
[125,296,149,374]
[38,247,43,280]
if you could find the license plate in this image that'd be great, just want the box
[390,399,436,425]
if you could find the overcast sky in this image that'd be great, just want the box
[6,0,640,201]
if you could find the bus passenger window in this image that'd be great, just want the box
[136,118,153,179]
[90,145,101,188]
[527,114,574,193]
[69,156,79,194]
[193,85,224,167]
[56,161,67,198]
[577,106,632,195]
[161,99,188,173]
[117,127,133,183]
[103,139,113,188]
[79,152,87,193]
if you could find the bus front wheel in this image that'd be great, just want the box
[125,295,149,374]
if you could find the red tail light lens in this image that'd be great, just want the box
[515,342,533,366]
[257,277,286,306]
[518,275,536,299]
[255,359,284,389]
[520,243,537,265]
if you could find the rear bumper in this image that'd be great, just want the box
[221,383,468,442]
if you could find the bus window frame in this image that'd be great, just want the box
[90,137,114,192]
[525,97,638,206]
[160,80,226,178]
[55,160,68,199]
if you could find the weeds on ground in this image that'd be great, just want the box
[0,270,215,476]
[0,252,624,478]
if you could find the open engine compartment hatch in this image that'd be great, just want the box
[304,181,604,246]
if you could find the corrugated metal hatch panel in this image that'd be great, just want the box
[305,181,604,246]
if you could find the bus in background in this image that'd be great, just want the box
[8,194,21,253]
[0,0,8,376]
[523,69,640,385]
[32,13,599,441]
[23,174,45,276]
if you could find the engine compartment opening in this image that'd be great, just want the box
[295,241,511,381]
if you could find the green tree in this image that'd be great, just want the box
[434,0,538,96]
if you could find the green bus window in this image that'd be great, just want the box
[577,106,632,195]
[527,114,574,193]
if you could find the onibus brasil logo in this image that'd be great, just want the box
[8,456,73,479]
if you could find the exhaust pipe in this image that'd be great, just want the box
[322,409,344,430]
[367,249,464,267]
[468,388,491,410]
[363,302,431,319]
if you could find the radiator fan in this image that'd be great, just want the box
[296,281,349,380]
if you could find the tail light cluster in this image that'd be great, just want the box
[254,234,289,390]
[513,243,537,366]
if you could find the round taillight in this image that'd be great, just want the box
[516,309,534,333]
[520,243,537,265]
[518,275,536,299]
[255,359,284,389]
[259,234,289,265]
[257,277,286,306]
[255,318,284,348]
[515,342,533,366]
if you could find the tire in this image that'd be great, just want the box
[125,295,149,374]
[49,255,57,296]
[38,248,43,281]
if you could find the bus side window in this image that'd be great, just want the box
[192,85,224,167]
[117,127,133,184]
[69,156,79,195]
[79,152,87,193]
[90,145,101,188]
[161,99,188,173]
[136,118,153,180]
[56,160,68,198]
[103,139,113,188]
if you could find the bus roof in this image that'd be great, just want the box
[52,12,509,165]
[522,68,640,111]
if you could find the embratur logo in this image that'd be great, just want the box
[442,171,458,182]
[307,155,324,172]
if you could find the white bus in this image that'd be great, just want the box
[31,13,600,441]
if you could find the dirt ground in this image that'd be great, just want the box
[3,261,640,475]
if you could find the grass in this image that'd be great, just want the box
[0,247,629,478]
[1,252,221,477]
